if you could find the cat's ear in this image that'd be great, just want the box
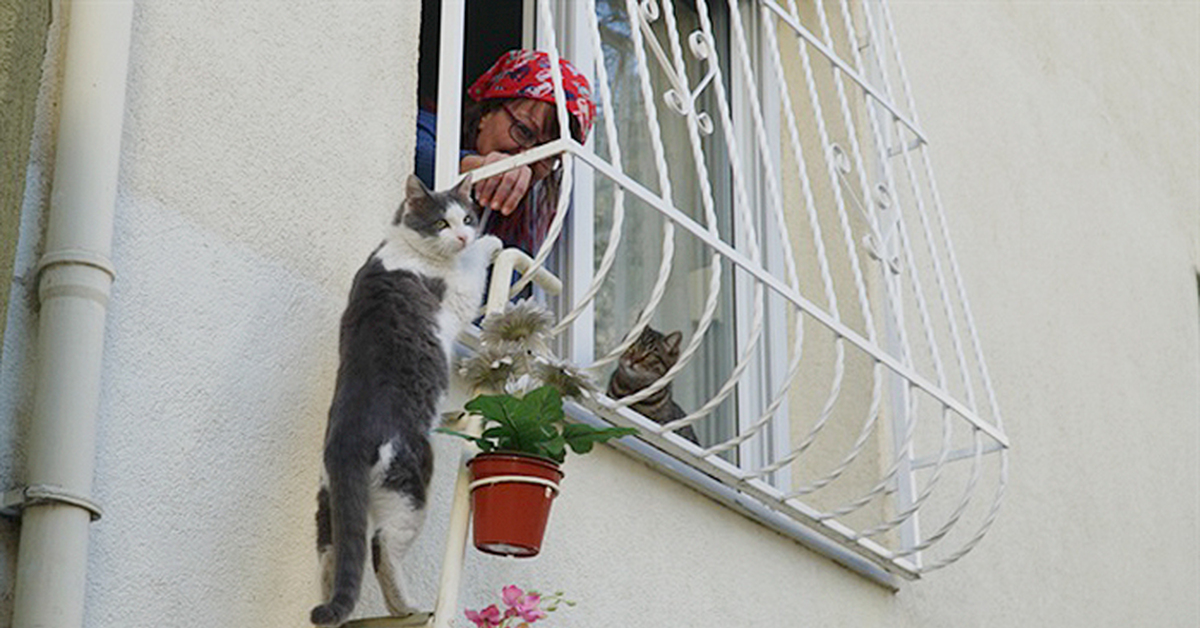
[662,331,683,355]
[406,174,431,201]
[397,175,431,225]
[451,173,474,203]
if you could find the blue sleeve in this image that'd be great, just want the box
[415,109,478,190]
[414,109,438,189]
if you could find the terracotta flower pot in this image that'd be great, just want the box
[466,452,564,557]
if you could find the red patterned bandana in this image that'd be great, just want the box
[467,49,595,141]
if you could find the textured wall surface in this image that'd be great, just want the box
[92,2,422,624]
[0,0,51,343]
[886,2,1200,625]
[0,2,1196,627]
[0,0,60,621]
[2,0,423,625]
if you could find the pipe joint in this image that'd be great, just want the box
[37,248,117,281]
[36,248,115,279]
[35,248,116,306]
[2,484,104,522]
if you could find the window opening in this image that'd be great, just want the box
[431,0,1011,580]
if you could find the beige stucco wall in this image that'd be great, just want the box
[0,0,425,624]
[885,1,1200,624]
[0,0,57,616]
[0,1,1195,627]
[0,0,51,344]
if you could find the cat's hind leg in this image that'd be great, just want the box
[372,437,433,617]
[370,488,427,617]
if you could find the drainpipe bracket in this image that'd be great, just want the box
[1,484,103,522]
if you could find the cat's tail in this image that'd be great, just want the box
[311,459,371,626]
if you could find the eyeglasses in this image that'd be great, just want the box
[501,103,550,148]
[500,103,561,177]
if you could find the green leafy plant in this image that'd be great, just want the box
[446,385,634,463]
[438,301,635,464]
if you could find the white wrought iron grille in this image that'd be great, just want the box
[440,0,1009,579]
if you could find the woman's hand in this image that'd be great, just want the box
[460,152,533,216]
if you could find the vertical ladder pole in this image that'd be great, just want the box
[430,2,469,627]
[429,417,477,628]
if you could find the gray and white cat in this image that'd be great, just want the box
[606,326,700,445]
[311,174,501,626]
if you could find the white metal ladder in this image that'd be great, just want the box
[343,249,563,628]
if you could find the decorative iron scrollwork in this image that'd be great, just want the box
[831,143,902,275]
[637,0,717,135]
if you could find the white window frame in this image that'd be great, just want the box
[555,0,791,480]
[730,0,792,490]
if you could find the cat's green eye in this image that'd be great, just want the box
[464,214,475,225]
[434,219,449,230]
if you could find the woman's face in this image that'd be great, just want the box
[475,98,558,180]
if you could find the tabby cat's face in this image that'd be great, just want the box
[619,326,683,379]
[397,175,481,257]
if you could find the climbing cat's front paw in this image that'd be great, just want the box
[477,235,503,260]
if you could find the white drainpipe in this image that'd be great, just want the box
[10,1,133,627]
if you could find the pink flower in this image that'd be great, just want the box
[515,600,547,623]
[501,585,525,608]
[464,604,503,628]
[471,584,564,627]
[500,586,547,623]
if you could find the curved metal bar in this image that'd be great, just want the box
[922,449,1008,572]
[607,0,753,420]
[876,0,1004,428]
[790,362,887,497]
[871,0,1010,572]
[605,1,772,430]
[718,4,858,467]
[802,374,916,516]
[589,0,680,370]
[552,0,629,337]
[508,4,577,299]
[854,404,955,540]
[603,0,737,416]
[648,0,781,437]
[893,427,982,556]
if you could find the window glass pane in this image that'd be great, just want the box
[592,0,737,455]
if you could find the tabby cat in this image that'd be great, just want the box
[606,326,700,445]
[311,174,501,626]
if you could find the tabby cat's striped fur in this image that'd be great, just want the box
[606,327,699,445]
